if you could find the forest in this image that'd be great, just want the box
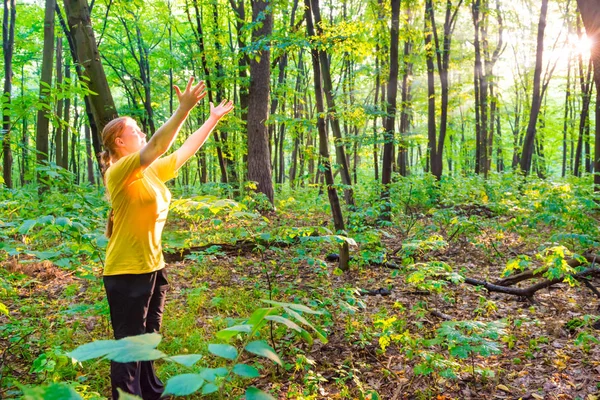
[1,0,600,398]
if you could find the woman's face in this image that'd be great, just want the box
[118,119,147,154]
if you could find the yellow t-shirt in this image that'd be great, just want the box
[103,151,178,276]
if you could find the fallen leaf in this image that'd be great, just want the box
[496,384,511,393]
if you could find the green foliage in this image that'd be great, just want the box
[64,300,326,398]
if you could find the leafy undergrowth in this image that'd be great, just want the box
[2,172,600,399]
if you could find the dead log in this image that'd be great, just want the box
[464,267,600,302]
[494,253,597,286]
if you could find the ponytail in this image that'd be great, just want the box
[100,117,131,240]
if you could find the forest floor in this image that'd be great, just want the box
[2,178,600,399]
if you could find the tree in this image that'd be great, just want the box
[36,0,55,193]
[576,0,600,190]
[519,0,548,175]
[2,0,15,188]
[246,0,274,204]
[380,0,400,221]
[64,0,117,156]
[305,0,349,271]
[309,0,355,207]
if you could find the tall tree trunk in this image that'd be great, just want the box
[247,0,274,204]
[36,0,56,193]
[578,0,600,189]
[519,0,548,175]
[310,0,355,207]
[2,0,15,188]
[397,22,414,177]
[64,0,117,156]
[62,60,70,169]
[472,0,488,177]
[229,0,251,184]
[55,36,64,167]
[381,0,400,221]
[430,0,462,179]
[424,0,437,177]
[574,53,593,176]
[305,0,348,271]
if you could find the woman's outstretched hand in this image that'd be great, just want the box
[210,99,234,119]
[174,77,206,112]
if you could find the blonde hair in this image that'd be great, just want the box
[99,116,132,238]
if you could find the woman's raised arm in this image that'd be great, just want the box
[174,99,234,170]
[140,77,206,168]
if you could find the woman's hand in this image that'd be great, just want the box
[210,99,234,119]
[174,77,206,113]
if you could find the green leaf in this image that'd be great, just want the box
[261,300,323,315]
[449,345,471,359]
[115,389,142,400]
[208,343,238,360]
[247,307,277,327]
[198,367,228,382]
[55,217,71,227]
[232,363,260,378]
[22,383,83,400]
[201,383,219,395]
[245,386,276,400]
[284,308,328,343]
[264,315,302,332]
[108,347,165,363]
[215,324,254,341]
[18,219,37,234]
[167,354,203,367]
[244,341,282,366]
[163,374,204,396]
[68,333,163,362]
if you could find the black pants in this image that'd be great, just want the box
[103,268,169,400]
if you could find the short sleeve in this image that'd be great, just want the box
[150,152,179,183]
[105,151,142,200]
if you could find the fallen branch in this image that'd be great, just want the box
[430,309,454,320]
[494,253,597,286]
[464,267,600,302]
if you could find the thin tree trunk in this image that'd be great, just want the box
[398,27,413,177]
[36,0,56,194]
[519,0,548,175]
[305,0,348,270]
[55,36,64,167]
[2,0,15,188]
[62,60,70,169]
[424,0,437,177]
[310,0,354,207]
[380,0,400,221]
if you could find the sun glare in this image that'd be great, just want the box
[569,34,593,56]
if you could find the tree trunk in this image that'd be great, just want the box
[64,0,117,155]
[36,0,56,193]
[424,0,437,177]
[576,0,600,190]
[2,0,15,188]
[305,0,348,271]
[472,0,488,177]
[310,0,355,207]
[519,0,548,175]
[55,36,64,167]
[380,0,400,221]
[397,23,414,177]
[62,60,70,169]
[247,0,274,204]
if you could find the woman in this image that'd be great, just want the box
[99,77,233,399]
